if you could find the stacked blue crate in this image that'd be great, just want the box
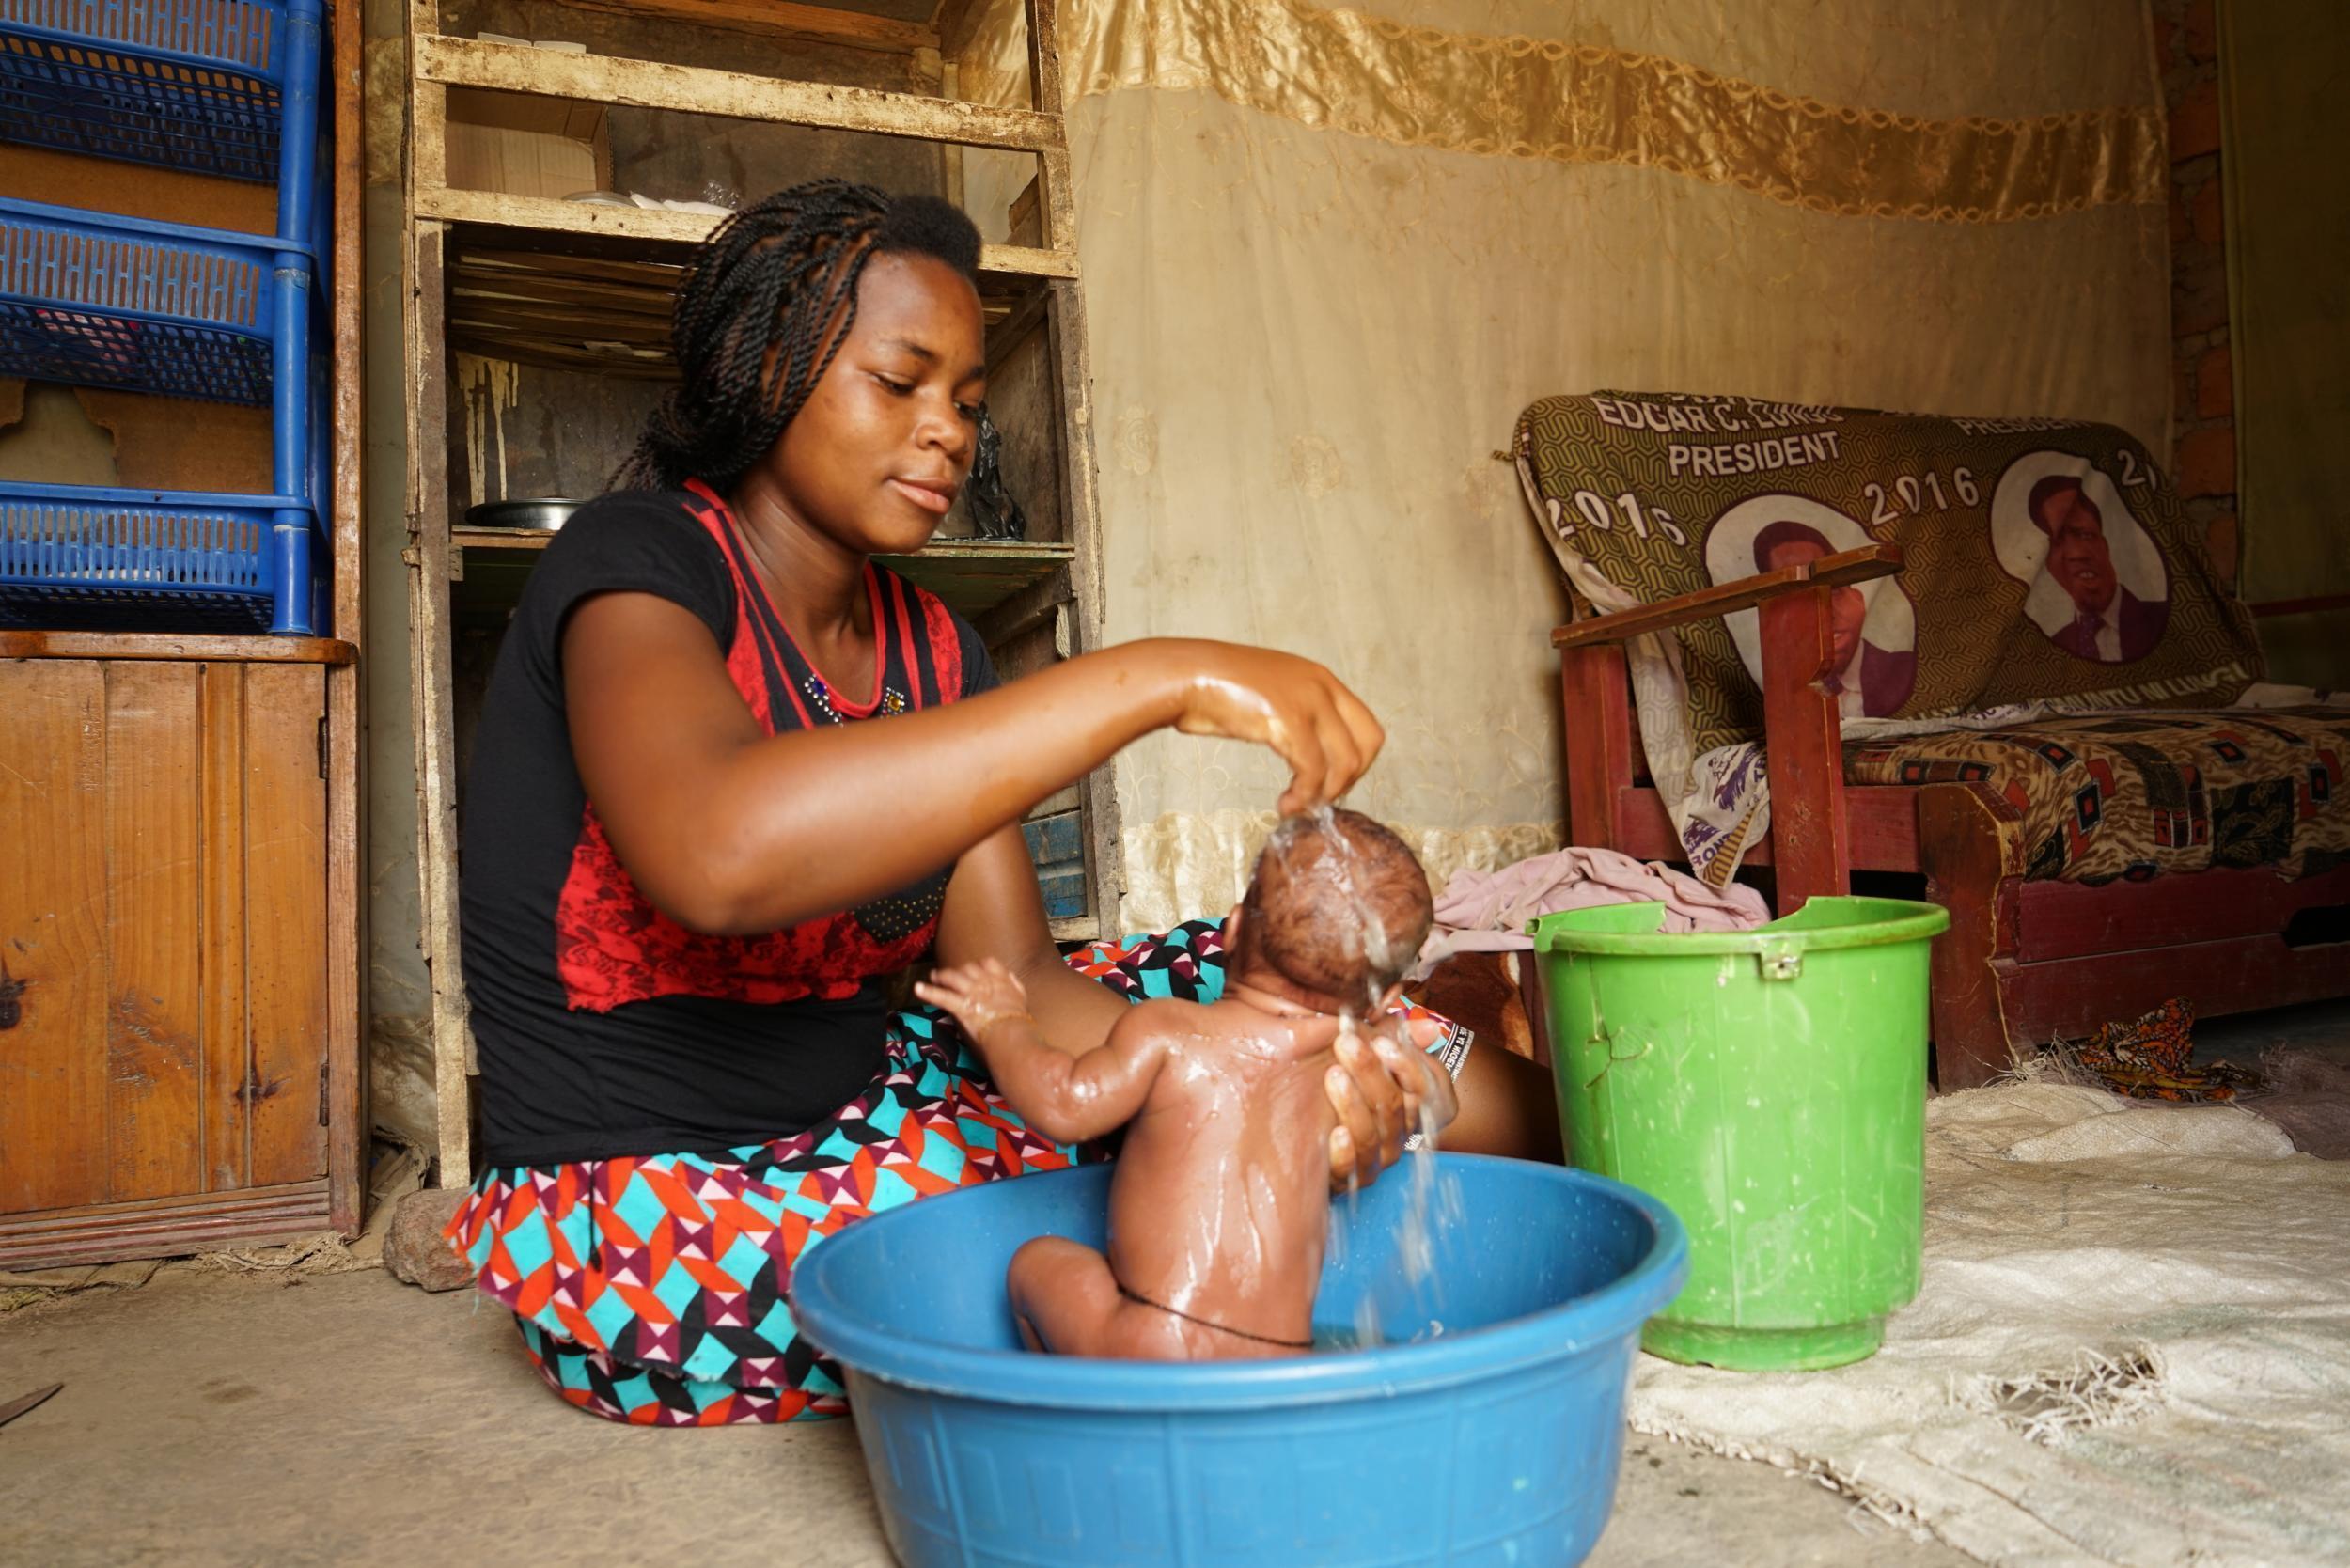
[0,0,326,635]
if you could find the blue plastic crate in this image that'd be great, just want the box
[0,480,312,632]
[0,0,309,182]
[0,196,307,402]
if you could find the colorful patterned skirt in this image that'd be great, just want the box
[446,921,1465,1425]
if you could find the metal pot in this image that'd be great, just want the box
[465,498,585,531]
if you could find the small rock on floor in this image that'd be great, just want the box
[383,1188,474,1293]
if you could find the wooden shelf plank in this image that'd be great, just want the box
[1048,915,1101,945]
[889,542,1075,620]
[415,35,1059,152]
[423,188,713,246]
[932,0,988,58]
[446,242,1039,378]
[450,526,559,551]
[0,632,357,666]
[417,187,1078,280]
[893,552,1072,620]
[451,527,1073,620]
[546,0,936,53]
[0,1177,332,1270]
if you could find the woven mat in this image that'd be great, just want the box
[1628,1083,2350,1567]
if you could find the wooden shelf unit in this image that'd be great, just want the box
[402,0,1115,1186]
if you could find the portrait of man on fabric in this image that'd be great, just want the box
[1992,455,2171,665]
[1704,495,1919,719]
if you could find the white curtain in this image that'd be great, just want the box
[963,0,2170,929]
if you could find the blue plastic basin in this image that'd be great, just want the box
[790,1153,1688,1568]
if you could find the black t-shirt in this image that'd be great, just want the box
[461,481,998,1167]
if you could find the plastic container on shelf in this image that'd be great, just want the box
[0,0,323,186]
[0,0,328,636]
[0,482,306,633]
[0,196,301,403]
[0,201,326,633]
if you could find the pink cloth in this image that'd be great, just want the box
[1411,845,1771,980]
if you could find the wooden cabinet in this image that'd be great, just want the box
[0,648,352,1265]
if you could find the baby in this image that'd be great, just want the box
[915,808,1435,1359]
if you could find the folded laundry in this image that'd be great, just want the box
[1410,844,1769,980]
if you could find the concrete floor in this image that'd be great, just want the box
[9,998,2343,1564]
[0,1265,1974,1568]
[2191,993,2350,1062]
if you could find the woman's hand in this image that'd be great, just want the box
[1156,641,1386,816]
[1325,1017,1460,1189]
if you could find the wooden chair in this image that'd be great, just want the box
[1551,543,2350,1088]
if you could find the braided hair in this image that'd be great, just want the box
[619,179,983,493]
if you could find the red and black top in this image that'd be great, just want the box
[460,480,997,1166]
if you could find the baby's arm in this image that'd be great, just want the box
[916,960,1169,1145]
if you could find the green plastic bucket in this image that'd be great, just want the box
[1529,896,1949,1372]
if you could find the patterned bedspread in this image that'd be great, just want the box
[1842,706,2349,884]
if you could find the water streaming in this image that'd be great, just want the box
[1282,806,1459,1351]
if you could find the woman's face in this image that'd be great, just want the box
[759,250,988,557]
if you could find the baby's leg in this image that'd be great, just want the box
[1009,1237,1221,1358]
[1007,1236,1126,1355]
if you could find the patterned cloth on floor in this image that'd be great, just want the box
[446,920,1467,1425]
[2063,996,2262,1103]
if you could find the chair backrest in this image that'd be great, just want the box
[1515,391,2262,754]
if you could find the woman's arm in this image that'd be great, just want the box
[933,824,1131,1059]
[561,592,1384,935]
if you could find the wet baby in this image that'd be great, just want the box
[915,809,1435,1359]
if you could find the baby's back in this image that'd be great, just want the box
[1103,998,1342,1349]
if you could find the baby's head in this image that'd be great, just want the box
[1233,809,1434,1014]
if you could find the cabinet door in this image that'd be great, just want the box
[0,660,327,1220]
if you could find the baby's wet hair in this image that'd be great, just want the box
[1243,808,1434,1010]
[619,180,981,493]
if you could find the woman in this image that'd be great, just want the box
[446,180,1556,1425]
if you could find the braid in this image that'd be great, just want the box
[619,179,982,493]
